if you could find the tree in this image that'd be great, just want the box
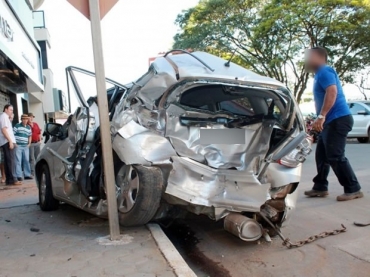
[355,70,370,100]
[173,0,370,103]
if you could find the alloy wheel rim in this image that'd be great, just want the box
[116,165,139,213]
[40,173,47,204]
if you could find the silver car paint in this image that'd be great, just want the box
[38,51,308,224]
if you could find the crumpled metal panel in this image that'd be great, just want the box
[165,104,274,170]
[166,156,270,212]
[136,73,176,110]
[281,189,298,227]
[113,51,287,115]
[89,102,100,128]
[113,119,176,165]
[267,163,302,188]
[135,105,166,135]
[67,107,89,157]
[117,118,148,139]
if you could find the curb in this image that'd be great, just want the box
[147,223,197,277]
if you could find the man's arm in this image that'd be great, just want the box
[28,134,32,146]
[319,85,337,117]
[36,123,42,141]
[313,68,338,132]
[2,127,14,149]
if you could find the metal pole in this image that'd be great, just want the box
[88,0,120,240]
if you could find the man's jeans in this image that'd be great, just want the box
[1,143,15,185]
[313,115,361,193]
[15,145,31,178]
[29,142,40,175]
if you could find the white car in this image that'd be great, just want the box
[347,101,370,143]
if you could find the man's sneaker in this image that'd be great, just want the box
[304,189,329,197]
[25,176,33,180]
[337,191,364,201]
[17,177,23,181]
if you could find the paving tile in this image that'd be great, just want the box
[0,200,176,277]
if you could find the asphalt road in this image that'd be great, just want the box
[168,142,370,277]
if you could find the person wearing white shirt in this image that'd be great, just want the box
[0,105,21,186]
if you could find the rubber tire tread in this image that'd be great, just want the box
[118,165,163,226]
[39,164,59,211]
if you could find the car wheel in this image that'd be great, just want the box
[116,165,163,226]
[357,130,370,143]
[357,137,369,143]
[38,164,59,211]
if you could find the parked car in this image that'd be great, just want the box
[36,51,311,241]
[347,101,370,143]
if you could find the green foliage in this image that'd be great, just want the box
[174,0,370,103]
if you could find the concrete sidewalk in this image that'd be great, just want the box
[0,182,178,277]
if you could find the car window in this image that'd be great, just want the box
[348,103,365,115]
[219,98,254,116]
[179,85,258,116]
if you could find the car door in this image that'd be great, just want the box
[348,103,368,136]
[49,67,128,200]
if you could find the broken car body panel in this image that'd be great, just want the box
[36,51,311,241]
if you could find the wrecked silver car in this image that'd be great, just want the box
[36,51,311,241]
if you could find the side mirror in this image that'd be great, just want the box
[45,123,63,138]
[357,110,368,115]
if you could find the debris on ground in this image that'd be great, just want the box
[354,221,370,227]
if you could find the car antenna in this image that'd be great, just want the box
[224,50,237,67]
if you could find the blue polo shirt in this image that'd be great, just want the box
[313,65,350,123]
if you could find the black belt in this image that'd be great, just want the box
[31,141,40,143]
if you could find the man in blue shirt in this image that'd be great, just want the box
[304,46,362,201]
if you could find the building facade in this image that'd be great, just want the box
[0,0,44,124]
[0,0,69,135]
[33,9,69,125]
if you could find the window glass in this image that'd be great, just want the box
[179,85,256,115]
[348,103,365,115]
[219,98,254,116]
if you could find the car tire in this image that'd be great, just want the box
[116,165,163,226]
[357,137,369,143]
[357,129,370,143]
[38,164,59,211]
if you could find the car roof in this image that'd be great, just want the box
[135,51,289,108]
[152,51,285,88]
[347,100,370,104]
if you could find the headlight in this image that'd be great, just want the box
[278,136,312,168]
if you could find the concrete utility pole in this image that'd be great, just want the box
[88,0,120,240]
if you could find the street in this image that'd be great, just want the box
[1,142,370,277]
[163,142,370,277]
[0,182,176,277]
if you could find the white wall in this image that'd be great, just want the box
[41,68,55,112]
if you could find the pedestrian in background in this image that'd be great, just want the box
[0,105,21,186]
[304,46,363,201]
[28,113,41,176]
[0,148,5,183]
[13,114,32,181]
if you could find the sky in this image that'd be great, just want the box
[39,0,368,110]
[40,0,199,106]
